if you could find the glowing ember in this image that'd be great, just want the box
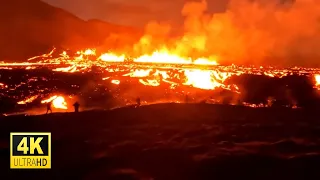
[0,83,8,89]
[111,80,120,85]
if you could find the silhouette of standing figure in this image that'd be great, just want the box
[46,101,52,114]
[185,95,189,103]
[136,97,141,107]
[73,102,80,113]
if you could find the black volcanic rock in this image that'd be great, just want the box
[0,0,140,61]
[1,104,320,179]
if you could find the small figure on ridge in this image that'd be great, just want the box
[46,101,52,114]
[73,101,80,113]
[136,97,141,107]
[185,94,189,103]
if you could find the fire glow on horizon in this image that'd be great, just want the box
[41,95,68,110]
[2,0,320,111]
[1,46,320,112]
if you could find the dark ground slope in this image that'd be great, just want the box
[1,103,320,180]
[0,0,140,61]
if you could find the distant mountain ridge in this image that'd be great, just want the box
[0,0,141,61]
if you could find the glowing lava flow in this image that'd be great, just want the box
[315,74,320,90]
[21,48,220,67]
[98,53,126,62]
[183,69,226,90]
[17,95,39,104]
[111,80,121,85]
[2,47,320,98]
[120,68,237,91]
[52,96,68,109]
[133,50,218,65]
[41,96,68,109]
[0,83,8,89]
[27,48,56,61]
[134,51,194,64]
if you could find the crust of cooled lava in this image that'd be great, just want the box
[1,103,320,180]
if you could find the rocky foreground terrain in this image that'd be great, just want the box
[1,103,320,180]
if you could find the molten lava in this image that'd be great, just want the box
[0,47,320,111]
[315,74,320,90]
[2,47,320,94]
[2,0,320,112]
[17,95,39,105]
[52,96,68,110]
[41,96,67,110]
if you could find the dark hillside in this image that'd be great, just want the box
[1,104,320,179]
[0,0,140,61]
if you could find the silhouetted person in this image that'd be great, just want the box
[185,95,189,103]
[73,102,80,112]
[46,101,52,114]
[136,97,141,107]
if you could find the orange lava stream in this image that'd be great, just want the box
[17,95,39,105]
[41,95,68,110]
[315,74,320,90]
[1,48,320,109]
[1,48,320,92]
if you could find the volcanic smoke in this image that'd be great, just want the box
[129,0,320,67]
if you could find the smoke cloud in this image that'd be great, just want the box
[133,0,320,66]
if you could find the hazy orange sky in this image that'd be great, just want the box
[42,0,229,27]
